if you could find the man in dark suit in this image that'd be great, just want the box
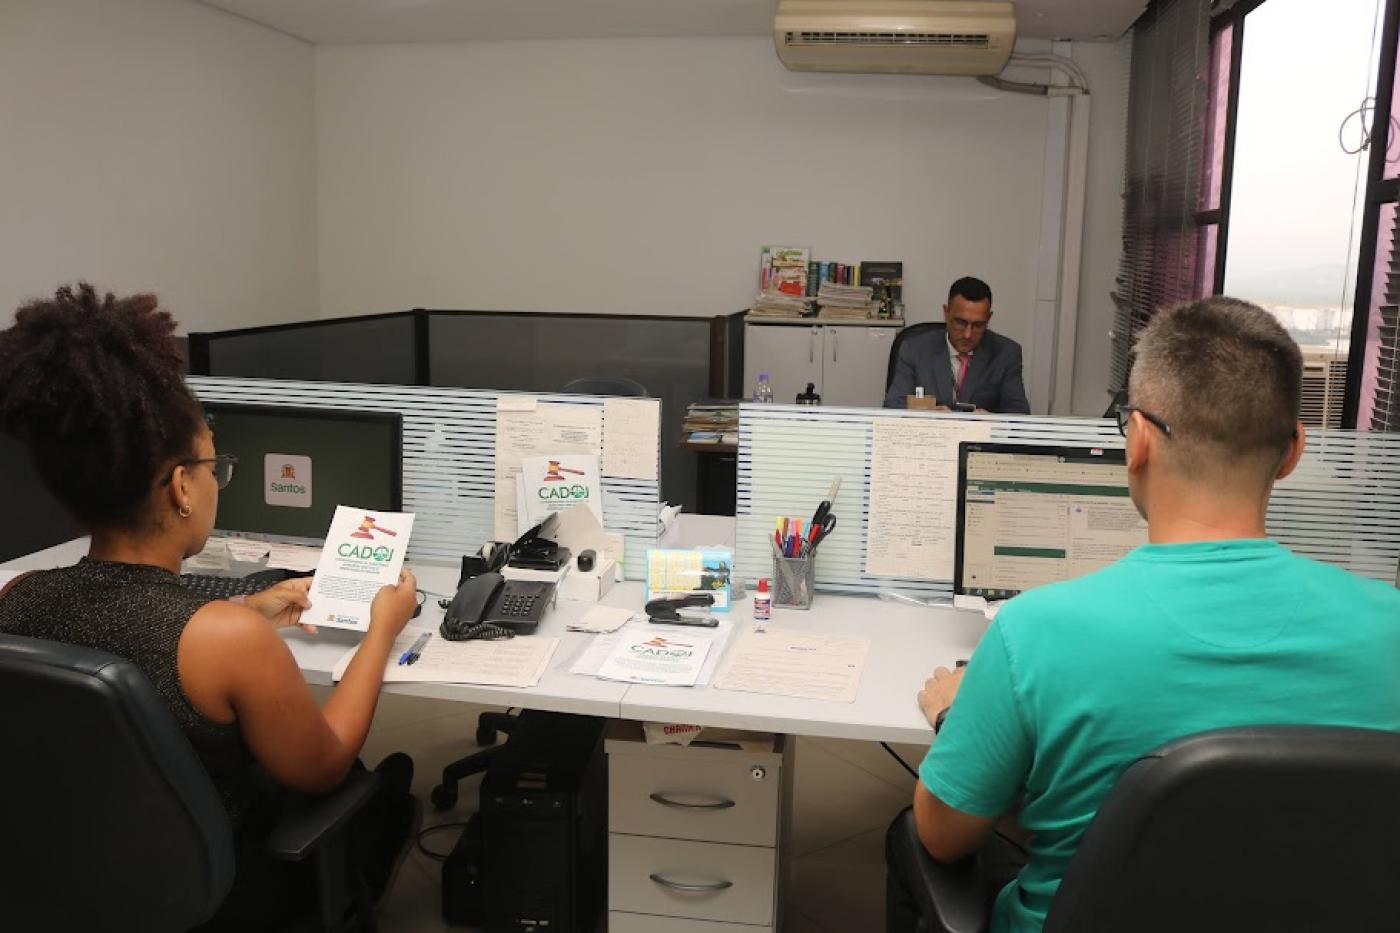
[883,277,1031,413]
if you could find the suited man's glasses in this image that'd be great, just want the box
[948,317,989,333]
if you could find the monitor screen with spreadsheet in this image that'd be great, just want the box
[203,402,403,545]
[954,443,1149,599]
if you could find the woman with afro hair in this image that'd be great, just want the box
[0,284,420,927]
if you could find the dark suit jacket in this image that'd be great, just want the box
[883,324,1030,413]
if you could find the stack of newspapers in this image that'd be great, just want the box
[816,283,878,320]
[750,290,814,318]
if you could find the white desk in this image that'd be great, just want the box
[623,597,983,745]
[3,524,976,742]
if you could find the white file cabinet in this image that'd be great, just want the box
[606,724,793,932]
[743,318,902,407]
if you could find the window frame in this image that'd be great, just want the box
[1342,0,1400,427]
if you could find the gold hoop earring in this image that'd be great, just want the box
[179,504,192,518]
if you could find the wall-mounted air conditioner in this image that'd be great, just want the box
[774,0,1017,76]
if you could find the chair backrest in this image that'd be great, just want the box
[885,322,943,392]
[561,375,649,397]
[0,633,235,932]
[1043,725,1400,933]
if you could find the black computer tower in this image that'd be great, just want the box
[477,710,607,933]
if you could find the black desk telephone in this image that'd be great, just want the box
[441,572,555,639]
[440,515,565,640]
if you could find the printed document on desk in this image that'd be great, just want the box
[596,628,715,687]
[571,619,734,686]
[714,629,870,703]
[332,627,559,687]
[306,506,415,632]
[865,417,991,580]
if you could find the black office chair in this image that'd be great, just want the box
[560,375,649,397]
[891,725,1400,933]
[885,322,942,393]
[0,633,381,933]
[431,707,519,810]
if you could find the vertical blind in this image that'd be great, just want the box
[1110,0,1213,391]
[1369,210,1400,429]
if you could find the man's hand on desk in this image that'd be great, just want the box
[917,666,965,729]
[244,577,316,634]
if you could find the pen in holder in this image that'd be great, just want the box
[772,554,816,610]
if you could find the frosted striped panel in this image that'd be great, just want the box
[188,377,660,578]
[737,404,1400,597]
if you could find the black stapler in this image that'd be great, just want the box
[646,593,717,626]
[506,512,572,571]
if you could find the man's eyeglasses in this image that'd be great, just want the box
[1115,405,1173,439]
[948,317,989,333]
[164,453,239,490]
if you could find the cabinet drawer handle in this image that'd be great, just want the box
[649,792,736,810]
[649,873,734,893]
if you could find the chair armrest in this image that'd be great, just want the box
[911,851,990,933]
[890,807,990,933]
[265,770,381,862]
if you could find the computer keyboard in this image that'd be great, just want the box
[180,573,271,601]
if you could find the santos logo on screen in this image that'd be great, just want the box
[265,454,312,508]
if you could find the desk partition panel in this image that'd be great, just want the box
[426,310,719,508]
[189,313,421,386]
[736,404,1400,597]
[188,377,660,578]
[189,309,745,510]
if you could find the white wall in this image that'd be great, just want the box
[0,0,317,333]
[1070,37,1131,417]
[316,37,1065,360]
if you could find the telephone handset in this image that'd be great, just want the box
[441,571,555,639]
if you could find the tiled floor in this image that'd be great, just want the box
[347,690,929,932]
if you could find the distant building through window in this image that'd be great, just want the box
[1220,0,1386,427]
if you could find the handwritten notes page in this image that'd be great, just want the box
[865,417,992,581]
[494,398,603,539]
[713,629,870,703]
[602,398,661,481]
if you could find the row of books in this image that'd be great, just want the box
[683,402,739,446]
[756,246,905,319]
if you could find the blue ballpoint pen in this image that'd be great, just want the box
[398,632,432,665]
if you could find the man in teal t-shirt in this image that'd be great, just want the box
[885,297,1400,933]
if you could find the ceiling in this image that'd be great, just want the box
[196,0,1147,45]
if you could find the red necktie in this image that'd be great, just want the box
[956,352,972,398]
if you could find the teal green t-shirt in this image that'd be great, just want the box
[919,539,1400,933]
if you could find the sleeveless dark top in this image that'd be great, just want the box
[0,558,256,829]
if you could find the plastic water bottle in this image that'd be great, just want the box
[752,372,775,404]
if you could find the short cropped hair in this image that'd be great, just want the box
[948,276,993,306]
[1129,296,1301,479]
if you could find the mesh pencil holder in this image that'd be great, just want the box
[772,554,816,609]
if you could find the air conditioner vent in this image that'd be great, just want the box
[775,1,1016,76]
[784,31,992,49]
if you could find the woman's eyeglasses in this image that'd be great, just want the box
[1114,405,1173,439]
[164,453,239,490]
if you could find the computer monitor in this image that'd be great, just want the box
[202,402,403,545]
[954,442,1149,599]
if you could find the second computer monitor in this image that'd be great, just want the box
[954,442,1149,599]
[202,401,403,544]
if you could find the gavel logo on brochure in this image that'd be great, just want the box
[350,515,399,541]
